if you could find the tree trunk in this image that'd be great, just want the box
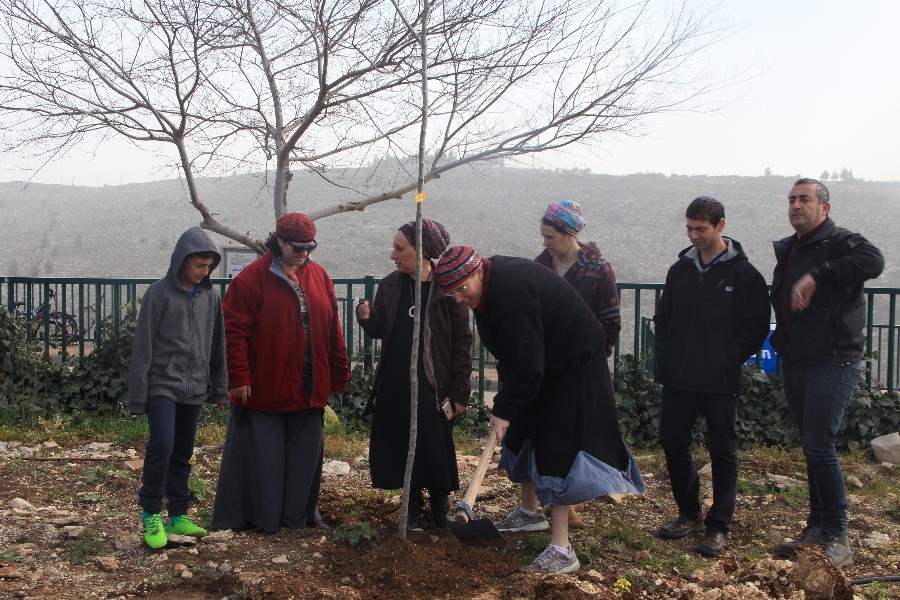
[399,0,430,538]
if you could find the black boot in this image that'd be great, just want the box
[429,489,452,528]
[407,489,425,530]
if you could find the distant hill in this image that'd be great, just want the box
[0,168,896,286]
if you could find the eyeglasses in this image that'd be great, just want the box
[448,279,472,296]
[282,239,317,254]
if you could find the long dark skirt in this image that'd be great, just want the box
[368,281,459,491]
[498,348,644,504]
[213,406,324,533]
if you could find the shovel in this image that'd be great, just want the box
[449,429,506,547]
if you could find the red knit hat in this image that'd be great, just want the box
[275,212,317,241]
[434,246,482,292]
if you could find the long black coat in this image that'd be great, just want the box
[358,270,472,411]
[357,270,472,489]
[475,256,629,478]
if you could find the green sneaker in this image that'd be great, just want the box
[165,514,208,537]
[141,510,168,549]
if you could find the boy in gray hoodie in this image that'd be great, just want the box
[128,227,228,548]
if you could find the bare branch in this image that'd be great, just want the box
[0,0,740,246]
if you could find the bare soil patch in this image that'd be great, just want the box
[0,438,898,599]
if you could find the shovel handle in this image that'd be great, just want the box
[454,429,498,523]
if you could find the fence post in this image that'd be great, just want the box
[344,282,354,367]
[363,275,375,371]
[866,291,875,390]
[888,293,897,393]
[633,291,641,391]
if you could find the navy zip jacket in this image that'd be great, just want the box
[770,217,884,365]
[653,238,770,394]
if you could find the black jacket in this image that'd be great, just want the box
[357,270,472,414]
[475,256,605,423]
[770,218,884,365]
[654,238,771,394]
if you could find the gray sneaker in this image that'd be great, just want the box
[519,544,580,574]
[820,533,853,567]
[496,506,549,532]
[776,525,824,557]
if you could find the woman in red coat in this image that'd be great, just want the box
[213,213,350,533]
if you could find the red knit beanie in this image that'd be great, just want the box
[275,213,317,241]
[434,246,482,292]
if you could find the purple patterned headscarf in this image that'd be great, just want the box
[543,200,585,235]
[398,218,451,260]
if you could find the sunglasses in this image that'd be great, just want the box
[448,279,472,296]
[282,239,317,253]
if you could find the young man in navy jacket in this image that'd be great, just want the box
[653,196,770,557]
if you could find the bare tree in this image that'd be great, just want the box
[387,0,430,538]
[0,0,735,244]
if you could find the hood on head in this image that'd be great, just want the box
[166,227,221,287]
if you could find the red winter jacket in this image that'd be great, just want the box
[223,252,350,411]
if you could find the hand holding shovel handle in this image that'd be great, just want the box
[455,429,497,523]
[448,430,505,546]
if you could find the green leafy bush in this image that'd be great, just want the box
[0,307,66,423]
[614,355,900,452]
[454,392,491,437]
[0,304,136,423]
[64,304,138,416]
[335,362,374,433]
[333,521,380,547]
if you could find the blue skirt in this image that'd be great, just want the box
[498,440,644,505]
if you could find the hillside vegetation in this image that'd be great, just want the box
[1,170,897,286]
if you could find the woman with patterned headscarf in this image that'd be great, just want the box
[536,200,622,529]
[355,219,472,529]
[537,200,621,358]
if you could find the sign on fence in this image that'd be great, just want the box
[749,324,778,374]
[221,247,256,279]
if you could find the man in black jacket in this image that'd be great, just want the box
[653,196,770,557]
[771,178,884,567]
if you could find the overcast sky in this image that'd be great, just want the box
[1,0,897,186]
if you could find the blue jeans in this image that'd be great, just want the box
[138,396,202,516]
[659,387,739,534]
[782,362,860,536]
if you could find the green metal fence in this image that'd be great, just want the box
[2,276,898,395]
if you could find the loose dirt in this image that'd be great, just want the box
[0,439,898,599]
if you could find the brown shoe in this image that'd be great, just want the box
[659,515,706,539]
[568,505,587,529]
[697,529,726,557]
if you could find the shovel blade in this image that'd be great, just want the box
[449,518,506,547]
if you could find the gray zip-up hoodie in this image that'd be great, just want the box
[128,227,228,414]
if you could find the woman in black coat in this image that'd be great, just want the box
[356,220,472,528]
[434,246,643,574]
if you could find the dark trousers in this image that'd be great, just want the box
[782,361,859,536]
[659,387,739,534]
[138,395,202,516]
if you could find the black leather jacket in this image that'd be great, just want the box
[770,218,884,365]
